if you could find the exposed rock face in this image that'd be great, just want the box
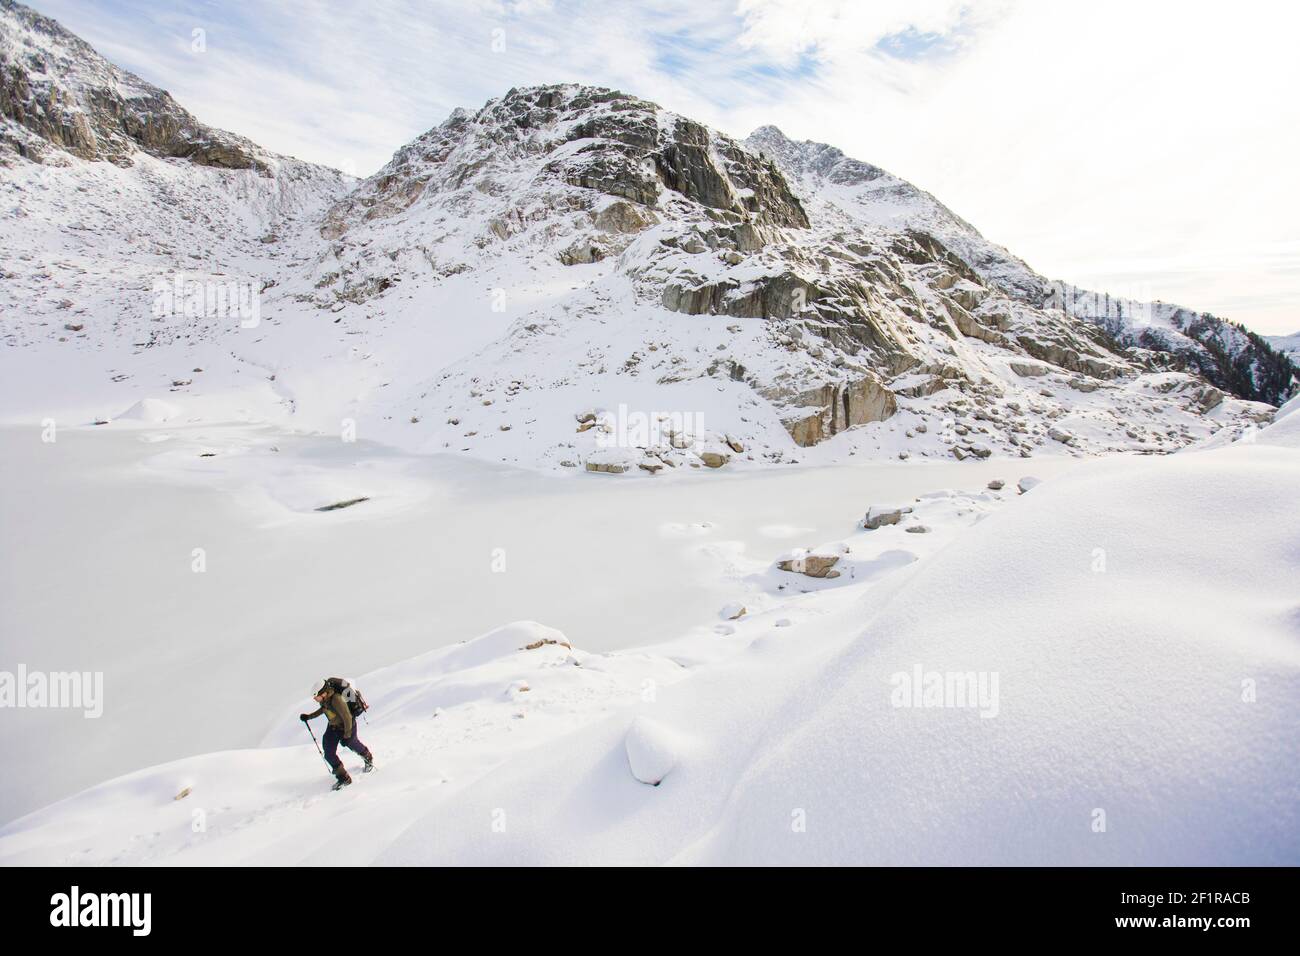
[656,116,808,228]
[782,376,898,447]
[558,238,605,265]
[1010,361,1050,378]
[748,124,1295,413]
[746,124,1043,300]
[1014,332,1122,380]
[1194,386,1224,412]
[321,84,807,239]
[0,0,268,171]
[593,200,656,234]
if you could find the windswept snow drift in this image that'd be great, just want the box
[2,413,1295,866]
[383,437,1298,866]
[117,398,179,423]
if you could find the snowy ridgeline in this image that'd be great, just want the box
[2,29,1288,476]
[1269,332,1300,361]
[1,405,1297,866]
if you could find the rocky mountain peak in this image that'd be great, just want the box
[322,82,808,239]
[0,0,268,171]
[748,123,889,189]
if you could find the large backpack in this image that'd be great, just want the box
[324,677,369,719]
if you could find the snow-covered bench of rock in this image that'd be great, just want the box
[584,448,641,474]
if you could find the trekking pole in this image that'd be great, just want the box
[302,720,332,774]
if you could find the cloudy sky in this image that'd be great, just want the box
[34,0,1299,335]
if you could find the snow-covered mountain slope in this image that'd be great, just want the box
[0,0,353,423]
[745,124,1042,300]
[2,402,1295,865]
[1268,331,1300,361]
[0,2,1288,476]
[747,125,1297,409]
[2,0,277,170]
[1046,281,1297,406]
[300,85,1282,470]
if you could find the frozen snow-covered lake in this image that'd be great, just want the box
[0,423,1078,823]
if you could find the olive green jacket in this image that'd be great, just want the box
[306,690,353,738]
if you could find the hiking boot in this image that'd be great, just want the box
[363,754,375,773]
[332,767,352,790]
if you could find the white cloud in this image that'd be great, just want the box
[734,0,979,62]
[730,0,1300,335]
[28,0,1300,334]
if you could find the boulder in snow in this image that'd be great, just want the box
[777,551,841,578]
[863,504,912,530]
[697,445,731,468]
[625,717,680,786]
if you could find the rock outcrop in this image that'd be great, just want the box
[863,505,912,530]
[777,553,841,578]
[1,0,270,171]
[781,376,898,447]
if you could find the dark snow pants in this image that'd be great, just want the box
[322,724,371,771]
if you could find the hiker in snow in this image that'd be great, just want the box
[301,678,373,789]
